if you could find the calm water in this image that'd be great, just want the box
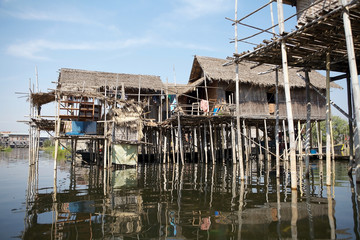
[0,148,359,239]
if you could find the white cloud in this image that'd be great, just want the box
[1,8,121,33]
[6,38,152,60]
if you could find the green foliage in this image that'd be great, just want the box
[311,116,349,145]
[0,146,12,152]
[43,146,70,160]
[43,139,52,148]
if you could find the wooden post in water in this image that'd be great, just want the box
[171,123,176,163]
[275,68,280,178]
[347,74,354,173]
[221,124,226,163]
[277,0,297,189]
[264,119,270,161]
[341,0,360,182]
[325,52,332,186]
[204,122,208,164]
[234,0,244,180]
[243,120,249,163]
[317,121,323,160]
[209,120,215,164]
[231,120,236,164]
[178,113,185,164]
[198,125,203,163]
[305,70,311,177]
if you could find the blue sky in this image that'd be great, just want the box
[0,0,348,132]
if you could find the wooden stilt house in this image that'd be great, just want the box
[177,55,339,120]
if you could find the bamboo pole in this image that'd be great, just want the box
[277,0,297,189]
[283,120,288,162]
[347,74,354,173]
[231,120,236,164]
[204,122,208,164]
[166,78,169,119]
[275,68,280,178]
[305,70,311,177]
[209,120,215,164]
[243,120,249,163]
[326,52,331,186]
[264,119,270,161]
[235,0,244,180]
[178,113,185,164]
[171,124,176,163]
[341,0,360,182]
[198,125,203,163]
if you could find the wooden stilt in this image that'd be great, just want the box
[283,120,289,162]
[221,124,226,163]
[209,120,215,164]
[171,124,176,163]
[178,113,185,164]
[305,70,311,177]
[347,74,354,173]
[298,120,303,161]
[204,122,208,164]
[264,119,270,161]
[231,120,236,164]
[198,125,203,163]
[277,0,297,190]
[243,120,249,163]
[341,0,360,182]
[275,68,280,178]
[325,52,332,186]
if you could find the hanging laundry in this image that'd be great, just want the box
[200,99,209,113]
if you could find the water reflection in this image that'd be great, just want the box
[21,159,353,239]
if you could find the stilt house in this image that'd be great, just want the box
[177,55,339,120]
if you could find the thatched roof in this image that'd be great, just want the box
[189,56,341,89]
[58,68,163,93]
[31,91,55,106]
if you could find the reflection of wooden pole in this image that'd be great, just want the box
[291,189,298,239]
[327,185,336,239]
[326,52,331,186]
[341,0,360,182]
[277,0,297,190]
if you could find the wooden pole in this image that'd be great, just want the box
[171,124,176,163]
[243,120,249,163]
[298,120,303,160]
[198,125,204,163]
[138,76,141,103]
[283,120,289,162]
[178,113,185,164]
[277,0,297,189]
[221,124,226,163]
[166,78,169,119]
[104,80,108,169]
[325,52,331,186]
[305,70,311,177]
[231,120,236,164]
[341,0,360,182]
[275,68,280,178]
[204,122,208,164]
[347,74,354,173]
[264,119,270,161]
[235,0,244,180]
[209,120,215,164]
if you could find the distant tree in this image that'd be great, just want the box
[311,116,349,146]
